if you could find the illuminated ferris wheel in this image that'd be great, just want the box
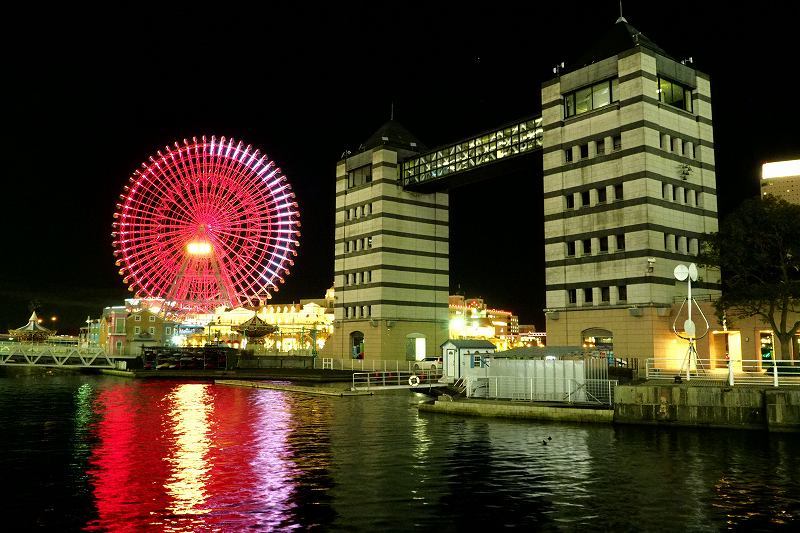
[111,136,301,313]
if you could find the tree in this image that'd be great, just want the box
[699,195,800,362]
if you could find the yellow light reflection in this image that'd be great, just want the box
[165,384,212,518]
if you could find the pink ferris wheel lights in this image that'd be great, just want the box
[111,136,301,312]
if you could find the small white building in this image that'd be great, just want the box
[441,339,496,381]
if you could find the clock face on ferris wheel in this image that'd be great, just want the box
[112,136,301,312]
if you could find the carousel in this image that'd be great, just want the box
[232,313,276,348]
[9,311,55,342]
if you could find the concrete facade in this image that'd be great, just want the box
[541,29,721,359]
[322,128,449,360]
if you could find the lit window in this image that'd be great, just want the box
[563,78,619,118]
[658,76,693,113]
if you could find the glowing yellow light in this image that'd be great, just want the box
[186,241,212,256]
[51,316,57,322]
[762,160,800,179]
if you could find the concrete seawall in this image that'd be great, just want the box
[615,384,800,432]
[418,399,613,423]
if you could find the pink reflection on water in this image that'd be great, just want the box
[85,382,301,530]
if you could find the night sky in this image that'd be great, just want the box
[2,4,797,333]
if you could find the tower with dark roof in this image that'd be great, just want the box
[322,120,449,360]
[541,17,720,359]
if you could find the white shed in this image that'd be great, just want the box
[441,339,496,382]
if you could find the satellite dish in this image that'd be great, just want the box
[684,319,696,337]
[688,263,698,282]
[674,264,689,281]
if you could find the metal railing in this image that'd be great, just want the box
[351,369,443,391]
[645,358,800,386]
[318,357,442,373]
[465,376,617,405]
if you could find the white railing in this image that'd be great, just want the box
[465,376,617,405]
[0,343,114,368]
[318,357,442,374]
[645,358,800,387]
[351,370,443,391]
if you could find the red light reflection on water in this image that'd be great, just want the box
[85,382,300,531]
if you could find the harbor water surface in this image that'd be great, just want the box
[2,372,798,531]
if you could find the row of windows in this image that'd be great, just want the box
[564,135,622,163]
[662,183,702,206]
[345,306,372,318]
[664,234,699,256]
[659,133,695,159]
[565,184,624,209]
[566,234,625,257]
[567,285,627,305]
[347,165,372,189]
[564,78,619,118]
[134,326,156,335]
[345,237,373,253]
[346,270,373,286]
[658,76,693,113]
[345,203,374,221]
[133,315,157,322]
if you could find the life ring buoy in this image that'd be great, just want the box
[408,375,420,387]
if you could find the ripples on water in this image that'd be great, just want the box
[1,371,798,531]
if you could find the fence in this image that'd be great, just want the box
[352,369,443,390]
[465,376,617,405]
[317,357,442,373]
[646,358,800,387]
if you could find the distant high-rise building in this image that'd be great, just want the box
[761,159,800,205]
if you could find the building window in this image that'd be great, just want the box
[599,236,609,253]
[367,237,373,249]
[580,144,589,159]
[135,315,141,322]
[565,148,573,163]
[614,184,624,201]
[567,241,576,257]
[148,327,155,335]
[581,190,591,207]
[149,316,155,322]
[584,288,594,304]
[563,78,619,118]
[345,209,350,221]
[347,165,372,189]
[367,270,372,282]
[597,187,607,204]
[618,285,628,302]
[612,135,622,151]
[345,241,350,253]
[567,289,577,304]
[658,76,693,113]
[601,286,610,303]
[597,139,605,155]
[582,239,592,255]
[566,194,575,209]
[359,271,365,284]
[616,234,626,251]
[166,327,172,335]
[134,326,141,334]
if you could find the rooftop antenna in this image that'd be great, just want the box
[616,0,627,23]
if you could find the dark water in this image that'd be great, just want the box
[1,371,798,531]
